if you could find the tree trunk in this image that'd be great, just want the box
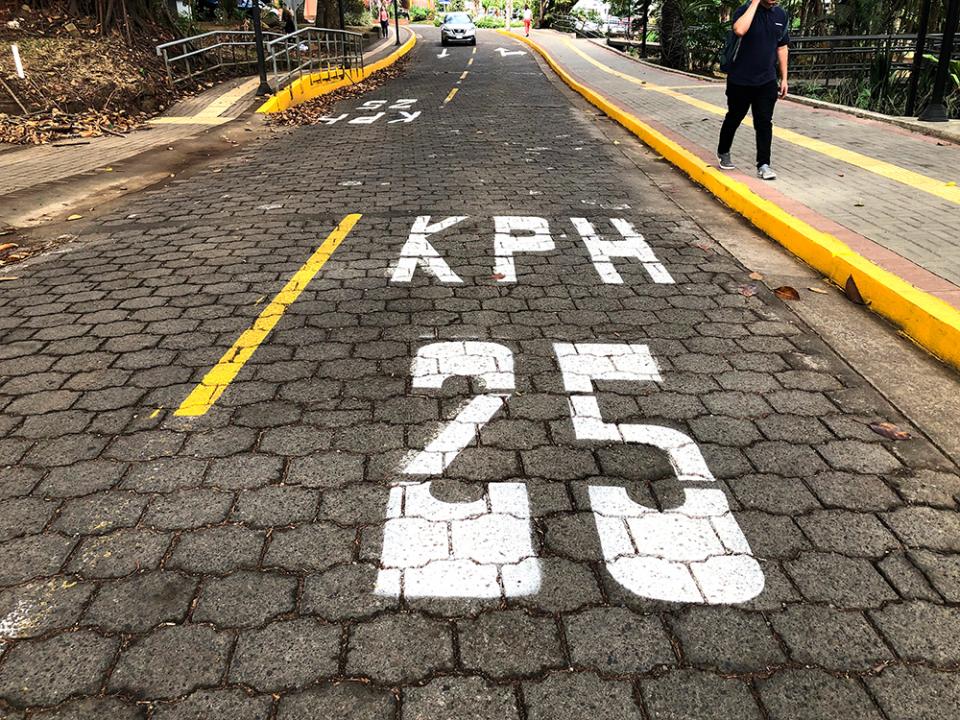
[659,0,686,70]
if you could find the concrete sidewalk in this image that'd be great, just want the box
[527,30,960,311]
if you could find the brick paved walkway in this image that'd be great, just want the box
[1,26,959,720]
[528,31,960,308]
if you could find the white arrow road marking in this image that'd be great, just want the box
[437,48,450,58]
[495,47,527,56]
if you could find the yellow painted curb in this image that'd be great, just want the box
[503,30,960,371]
[258,30,417,113]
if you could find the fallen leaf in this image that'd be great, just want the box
[0,243,18,254]
[773,285,800,301]
[738,284,759,297]
[490,272,506,280]
[808,286,828,294]
[66,214,83,221]
[869,421,912,441]
[844,276,866,305]
[748,271,763,280]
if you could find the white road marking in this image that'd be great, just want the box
[391,215,467,283]
[388,111,422,123]
[349,112,386,124]
[493,216,555,283]
[555,342,765,604]
[375,341,541,599]
[438,48,450,58]
[494,47,527,57]
[571,218,674,284]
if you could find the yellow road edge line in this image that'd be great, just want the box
[502,30,960,371]
[443,87,459,104]
[562,39,960,206]
[174,213,362,416]
[257,30,417,113]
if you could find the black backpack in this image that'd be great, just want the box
[719,30,742,73]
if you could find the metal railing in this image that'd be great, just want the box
[789,33,958,85]
[156,30,283,86]
[265,27,365,90]
[552,14,605,39]
[157,27,365,90]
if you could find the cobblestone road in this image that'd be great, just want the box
[1,27,960,720]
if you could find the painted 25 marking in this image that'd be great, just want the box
[375,342,765,605]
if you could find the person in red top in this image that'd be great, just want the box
[379,1,390,38]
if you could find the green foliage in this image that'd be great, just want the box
[451,0,466,10]
[409,5,433,22]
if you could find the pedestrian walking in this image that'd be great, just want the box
[379,1,390,39]
[523,5,533,36]
[716,0,790,180]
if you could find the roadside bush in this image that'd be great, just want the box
[409,5,432,22]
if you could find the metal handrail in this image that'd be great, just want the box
[157,30,283,86]
[264,26,365,90]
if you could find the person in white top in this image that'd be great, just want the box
[523,5,533,36]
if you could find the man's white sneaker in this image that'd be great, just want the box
[757,164,777,180]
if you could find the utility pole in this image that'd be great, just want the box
[337,0,346,30]
[906,0,933,116]
[641,0,649,58]
[506,0,513,33]
[919,0,959,122]
[394,0,401,45]
[251,0,272,96]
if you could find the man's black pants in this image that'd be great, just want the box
[717,80,779,167]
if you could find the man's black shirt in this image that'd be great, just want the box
[728,2,790,86]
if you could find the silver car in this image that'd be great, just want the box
[441,12,477,46]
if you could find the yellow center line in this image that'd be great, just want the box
[443,87,459,105]
[472,46,477,55]
[460,70,469,80]
[467,57,474,66]
[563,39,960,205]
[174,213,362,417]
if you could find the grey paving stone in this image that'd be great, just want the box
[869,601,960,664]
[882,506,960,552]
[301,562,398,620]
[796,510,900,557]
[277,683,394,720]
[0,630,118,706]
[565,607,674,674]
[66,529,171,578]
[669,607,785,672]
[726,475,820,514]
[232,485,319,527]
[151,688,272,720]
[193,570,297,627]
[38,460,126,497]
[735,512,810,559]
[885,469,960,508]
[804,471,901,511]
[542,512,604,561]
[26,696,145,719]
[109,624,232,699]
[84,571,197,633]
[263,523,354,572]
[784,552,898,607]
[286,452,364,488]
[908,549,960,601]
[121,457,207,492]
[640,669,762,720]
[0,533,76,586]
[51,492,147,536]
[0,576,94,639]
[166,525,265,575]
[757,669,882,720]
[523,671,641,720]
[229,617,340,691]
[206,454,284,489]
[515,557,603,613]
[402,676,520,720]
[459,609,564,678]
[877,552,941,600]
[865,665,960,720]
[346,613,454,684]
[745,442,827,477]
[317,484,391,525]
[816,441,903,474]
[769,605,893,670]
[143,488,234,529]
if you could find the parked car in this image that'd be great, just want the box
[605,18,627,36]
[440,11,477,46]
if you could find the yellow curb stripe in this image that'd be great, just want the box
[257,31,417,113]
[175,214,362,417]
[563,39,960,206]
[443,87,459,104]
[502,30,960,370]
[148,117,231,126]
